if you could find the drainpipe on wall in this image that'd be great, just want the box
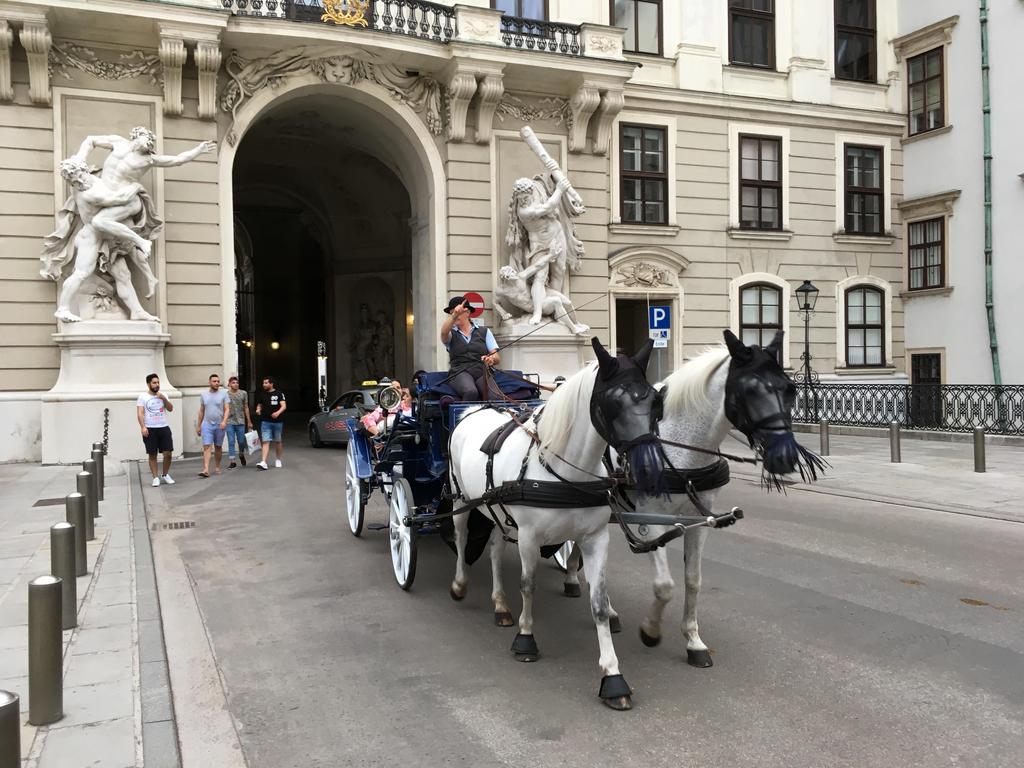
[979,0,1002,386]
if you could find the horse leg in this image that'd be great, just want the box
[490,532,514,627]
[681,527,713,668]
[449,508,470,601]
[639,545,674,648]
[562,542,582,597]
[511,529,540,662]
[579,528,632,710]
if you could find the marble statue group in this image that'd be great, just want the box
[40,127,216,322]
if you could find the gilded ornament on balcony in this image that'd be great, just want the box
[321,0,370,27]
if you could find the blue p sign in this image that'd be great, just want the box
[648,305,671,330]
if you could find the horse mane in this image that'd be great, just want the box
[661,345,730,418]
[536,363,597,461]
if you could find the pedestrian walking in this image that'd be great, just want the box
[255,376,287,470]
[225,375,253,468]
[197,373,230,478]
[137,373,175,487]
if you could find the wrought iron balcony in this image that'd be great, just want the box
[498,15,582,56]
[793,384,1024,436]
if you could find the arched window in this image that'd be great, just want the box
[740,283,782,349]
[845,286,884,366]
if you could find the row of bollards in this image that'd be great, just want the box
[0,439,107,765]
[817,419,987,472]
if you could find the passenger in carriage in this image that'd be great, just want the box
[360,381,412,437]
[439,295,502,401]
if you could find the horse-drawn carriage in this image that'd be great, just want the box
[343,332,824,710]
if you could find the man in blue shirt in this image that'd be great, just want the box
[439,295,501,400]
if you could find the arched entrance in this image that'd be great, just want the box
[218,79,447,410]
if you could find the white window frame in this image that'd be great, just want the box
[834,133,892,236]
[892,15,958,142]
[835,274,893,369]
[728,122,791,234]
[897,189,960,296]
[729,272,791,368]
[610,111,677,228]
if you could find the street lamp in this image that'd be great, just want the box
[793,280,819,388]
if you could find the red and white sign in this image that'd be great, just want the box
[463,291,485,318]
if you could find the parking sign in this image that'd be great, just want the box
[648,305,671,331]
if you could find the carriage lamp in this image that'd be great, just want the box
[795,280,819,312]
[270,341,280,351]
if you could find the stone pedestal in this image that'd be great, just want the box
[41,320,183,465]
[495,323,589,387]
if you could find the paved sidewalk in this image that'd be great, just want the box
[732,430,1024,523]
[0,460,160,768]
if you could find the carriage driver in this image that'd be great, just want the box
[439,295,501,400]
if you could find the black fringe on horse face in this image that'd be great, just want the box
[758,431,829,492]
[628,441,667,498]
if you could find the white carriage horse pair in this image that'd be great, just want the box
[447,330,823,710]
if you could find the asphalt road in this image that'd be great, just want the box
[154,435,1024,768]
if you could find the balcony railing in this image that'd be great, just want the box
[793,384,1024,436]
[223,1,457,44]
[498,15,582,56]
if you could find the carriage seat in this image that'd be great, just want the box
[416,370,538,404]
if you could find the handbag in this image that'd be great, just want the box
[244,430,261,455]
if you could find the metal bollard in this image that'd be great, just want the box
[973,427,986,473]
[0,689,19,768]
[91,446,105,502]
[83,458,100,518]
[28,576,63,725]
[889,421,901,463]
[50,523,77,630]
[819,419,830,456]
[76,471,96,541]
[65,493,88,576]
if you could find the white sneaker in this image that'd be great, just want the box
[256,461,268,471]
[274,460,282,469]
[162,474,175,485]
[151,477,161,487]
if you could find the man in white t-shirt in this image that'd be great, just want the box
[137,373,175,487]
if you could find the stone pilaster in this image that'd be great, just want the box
[567,82,601,154]
[18,18,50,104]
[590,88,624,156]
[195,40,221,120]
[444,64,478,143]
[158,33,186,116]
[0,21,13,102]
[474,73,504,145]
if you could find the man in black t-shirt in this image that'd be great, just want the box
[255,376,287,470]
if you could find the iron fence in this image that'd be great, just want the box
[793,384,1024,436]
[498,15,582,55]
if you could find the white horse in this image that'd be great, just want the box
[448,338,664,710]
[564,330,824,666]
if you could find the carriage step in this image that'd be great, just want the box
[366,523,388,531]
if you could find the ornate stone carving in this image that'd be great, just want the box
[591,88,624,156]
[613,262,673,288]
[158,36,186,116]
[220,48,445,145]
[0,21,13,102]
[444,66,477,143]
[49,42,161,85]
[195,41,222,120]
[19,21,52,104]
[475,73,504,145]
[321,0,370,27]
[567,82,600,153]
[462,18,500,40]
[495,94,572,128]
[588,35,621,55]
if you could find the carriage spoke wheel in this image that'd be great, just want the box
[345,447,365,537]
[389,477,418,590]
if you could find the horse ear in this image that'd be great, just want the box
[765,330,784,355]
[723,329,748,359]
[591,337,617,378]
[632,338,654,373]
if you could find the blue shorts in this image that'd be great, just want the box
[201,422,226,447]
[261,421,284,442]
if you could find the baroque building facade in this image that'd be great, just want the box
[0,0,906,461]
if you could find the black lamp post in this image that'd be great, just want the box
[793,280,820,390]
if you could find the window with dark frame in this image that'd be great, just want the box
[739,284,782,358]
[739,134,782,230]
[620,124,668,225]
[845,286,884,367]
[612,0,662,56]
[835,0,876,82]
[729,0,775,69]
[908,48,944,136]
[492,0,548,19]
[844,144,883,235]
[908,218,944,290]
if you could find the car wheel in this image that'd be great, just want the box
[309,425,323,448]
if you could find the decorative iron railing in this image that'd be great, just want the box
[498,15,582,55]
[792,384,1024,436]
[223,1,457,44]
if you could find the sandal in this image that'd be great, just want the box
[198,471,210,478]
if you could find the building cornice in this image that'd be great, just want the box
[898,189,961,220]
[892,15,959,62]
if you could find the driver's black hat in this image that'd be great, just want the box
[443,295,468,314]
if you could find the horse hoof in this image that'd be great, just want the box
[639,626,661,647]
[609,615,622,634]
[687,649,713,668]
[563,583,581,598]
[512,632,539,661]
[449,585,466,602]
[603,695,633,711]
[494,611,515,627]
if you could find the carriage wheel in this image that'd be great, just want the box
[553,540,580,573]
[345,447,365,537]
[389,477,418,590]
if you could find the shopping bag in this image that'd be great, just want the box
[244,430,261,455]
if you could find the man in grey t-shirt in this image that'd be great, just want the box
[196,373,230,477]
